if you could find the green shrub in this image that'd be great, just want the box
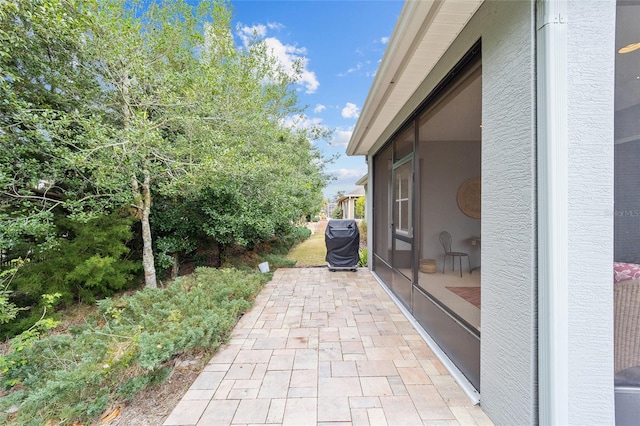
[153,186,316,271]
[8,213,140,305]
[0,267,268,426]
[220,225,310,271]
[355,196,365,219]
[262,254,296,269]
[2,213,140,339]
[0,260,27,325]
[358,248,368,267]
[285,226,312,245]
[358,220,367,237]
[331,206,343,219]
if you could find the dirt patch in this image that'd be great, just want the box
[99,357,207,426]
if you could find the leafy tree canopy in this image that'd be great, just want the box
[1,0,330,288]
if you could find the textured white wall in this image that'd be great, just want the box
[477,2,539,423]
[565,0,615,422]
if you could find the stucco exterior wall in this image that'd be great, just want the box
[565,0,615,422]
[476,2,538,423]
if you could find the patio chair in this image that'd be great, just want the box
[614,278,640,375]
[439,231,471,277]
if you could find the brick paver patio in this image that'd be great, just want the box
[163,268,493,425]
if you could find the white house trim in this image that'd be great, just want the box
[347,0,484,156]
[536,0,569,423]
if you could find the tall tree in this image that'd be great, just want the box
[81,0,311,287]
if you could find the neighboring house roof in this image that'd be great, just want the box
[355,174,368,186]
[336,187,365,204]
[346,0,484,156]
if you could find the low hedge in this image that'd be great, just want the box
[0,267,269,425]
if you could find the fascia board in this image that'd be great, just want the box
[347,0,484,157]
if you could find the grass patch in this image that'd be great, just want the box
[285,232,326,267]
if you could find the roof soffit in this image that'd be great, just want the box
[347,0,484,156]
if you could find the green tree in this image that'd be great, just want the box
[77,0,316,287]
[355,196,365,219]
[331,206,343,219]
[0,0,104,250]
[1,0,329,291]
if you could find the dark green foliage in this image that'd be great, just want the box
[0,0,112,249]
[280,226,312,249]
[0,267,268,425]
[10,213,140,303]
[117,366,172,400]
[331,206,343,219]
[1,213,140,338]
[153,184,315,271]
[262,254,297,269]
[198,184,279,249]
[219,226,309,272]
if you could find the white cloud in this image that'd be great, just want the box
[337,35,388,78]
[237,24,267,41]
[236,23,320,94]
[263,37,316,92]
[282,114,327,133]
[329,167,367,180]
[341,102,360,119]
[347,63,363,74]
[338,59,373,78]
[330,127,353,147]
[323,165,368,198]
[314,104,326,113]
[267,21,284,31]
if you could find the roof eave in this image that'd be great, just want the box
[346,0,484,157]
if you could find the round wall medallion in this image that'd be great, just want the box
[457,176,481,219]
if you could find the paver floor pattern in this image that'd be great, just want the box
[164,268,493,426]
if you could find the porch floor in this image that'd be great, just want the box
[163,267,493,425]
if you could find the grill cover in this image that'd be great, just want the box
[325,219,360,267]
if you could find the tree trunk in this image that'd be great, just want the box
[171,253,179,279]
[140,171,157,288]
[122,70,157,289]
[132,171,157,288]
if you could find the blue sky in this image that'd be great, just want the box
[228,1,404,199]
